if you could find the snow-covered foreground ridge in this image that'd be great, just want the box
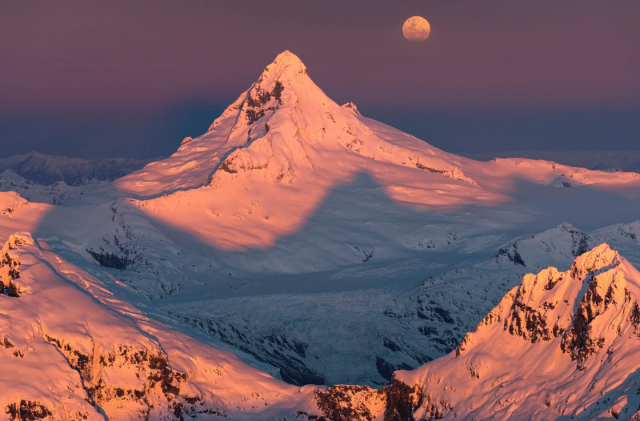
[6,232,640,420]
[0,232,314,420]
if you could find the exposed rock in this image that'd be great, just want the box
[560,268,632,366]
[42,335,197,420]
[0,234,28,297]
[6,400,52,421]
[310,378,424,421]
[314,385,384,421]
[495,244,526,266]
[86,249,133,270]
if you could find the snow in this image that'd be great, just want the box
[1,50,640,420]
[0,232,319,420]
[462,150,640,174]
[394,244,640,420]
[0,151,151,185]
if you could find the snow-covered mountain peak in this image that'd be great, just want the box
[262,50,308,80]
[569,242,620,280]
[113,51,640,256]
[464,243,625,350]
[204,49,482,191]
[209,50,315,134]
[387,245,640,419]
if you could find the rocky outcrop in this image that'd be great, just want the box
[6,400,52,421]
[0,234,28,297]
[308,378,423,421]
[494,244,526,266]
[41,335,205,419]
[456,286,518,356]
[495,243,637,369]
[313,385,384,421]
[86,248,134,270]
[560,266,633,367]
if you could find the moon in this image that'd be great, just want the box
[403,16,431,42]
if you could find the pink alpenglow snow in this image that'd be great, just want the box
[2,51,640,421]
[115,51,639,252]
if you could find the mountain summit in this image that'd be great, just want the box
[208,50,308,135]
[114,51,639,255]
[117,50,481,197]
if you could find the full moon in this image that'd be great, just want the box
[403,16,431,42]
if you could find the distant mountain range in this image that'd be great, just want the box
[3,145,636,189]
[0,151,154,185]
[461,150,640,173]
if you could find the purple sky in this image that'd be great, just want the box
[2,0,639,158]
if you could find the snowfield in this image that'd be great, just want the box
[2,51,640,420]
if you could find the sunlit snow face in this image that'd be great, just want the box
[402,16,431,42]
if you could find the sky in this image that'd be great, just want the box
[1,0,639,159]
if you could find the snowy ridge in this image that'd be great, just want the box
[0,169,113,205]
[0,232,322,420]
[462,150,640,174]
[388,244,640,420]
[491,222,595,271]
[0,151,151,185]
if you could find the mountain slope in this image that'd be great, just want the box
[113,51,639,261]
[5,220,640,420]
[290,244,640,421]
[391,243,640,420]
[0,231,324,420]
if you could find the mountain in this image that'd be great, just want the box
[30,51,640,386]
[0,228,323,420]
[307,244,640,420]
[0,151,152,185]
[4,207,640,420]
[0,169,102,205]
[2,51,640,420]
[115,50,639,259]
[398,243,640,420]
